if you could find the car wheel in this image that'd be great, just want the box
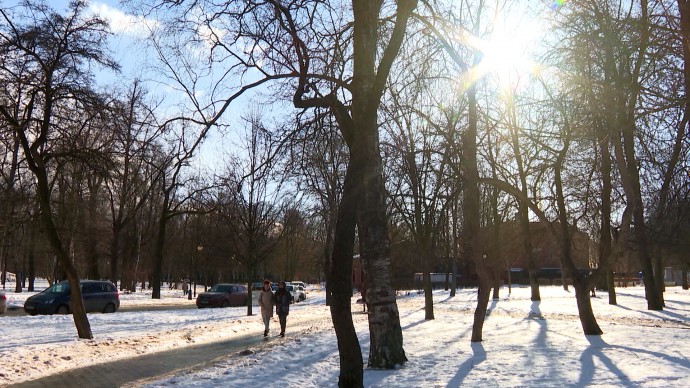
[103,303,116,313]
[56,305,69,315]
[221,300,229,308]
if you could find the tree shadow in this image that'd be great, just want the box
[612,303,690,325]
[445,342,487,387]
[578,334,690,386]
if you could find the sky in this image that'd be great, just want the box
[1,281,689,387]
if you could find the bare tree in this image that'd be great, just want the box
[215,112,287,316]
[134,1,417,383]
[104,80,163,291]
[0,0,118,339]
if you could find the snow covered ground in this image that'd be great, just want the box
[1,281,689,387]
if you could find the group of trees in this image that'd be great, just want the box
[2,0,689,386]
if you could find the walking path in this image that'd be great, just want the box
[12,316,327,388]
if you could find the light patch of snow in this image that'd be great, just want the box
[1,282,689,387]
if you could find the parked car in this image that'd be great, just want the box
[0,291,7,314]
[23,280,120,315]
[196,283,248,308]
[293,285,306,302]
[291,281,306,290]
[285,284,297,303]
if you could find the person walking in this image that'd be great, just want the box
[182,280,189,296]
[258,279,275,337]
[274,281,291,337]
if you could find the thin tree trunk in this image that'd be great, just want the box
[573,278,603,335]
[329,160,363,387]
[555,139,602,335]
[423,270,434,320]
[151,205,168,300]
[465,56,487,343]
[36,169,92,339]
[598,133,616,305]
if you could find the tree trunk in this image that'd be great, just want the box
[110,223,122,288]
[471,275,492,342]
[573,279,603,335]
[151,207,168,300]
[324,218,334,307]
[423,270,434,320]
[329,161,363,387]
[598,133,616,305]
[351,0,411,369]
[606,270,617,305]
[464,59,487,343]
[36,169,92,339]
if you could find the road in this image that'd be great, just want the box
[1,302,198,317]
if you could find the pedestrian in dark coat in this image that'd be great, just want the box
[274,281,291,337]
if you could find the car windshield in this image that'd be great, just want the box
[209,284,233,293]
[286,285,294,291]
[44,282,70,294]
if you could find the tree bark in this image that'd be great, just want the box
[554,139,602,335]
[329,160,363,387]
[350,0,414,368]
[36,168,93,339]
[423,270,434,320]
[464,60,489,343]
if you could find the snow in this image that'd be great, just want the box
[1,281,689,387]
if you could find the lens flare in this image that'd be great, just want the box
[550,0,567,10]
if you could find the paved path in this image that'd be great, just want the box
[11,315,327,388]
[12,329,286,388]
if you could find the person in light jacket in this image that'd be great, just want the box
[274,281,291,337]
[258,279,275,337]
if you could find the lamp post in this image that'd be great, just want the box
[188,249,193,300]
[194,244,203,298]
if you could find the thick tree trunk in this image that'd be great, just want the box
[351,0,411,369]
[357,152,408,361]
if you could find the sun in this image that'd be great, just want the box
[458,5,547,93]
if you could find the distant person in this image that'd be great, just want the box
[274,281,291,337]
[258,279,275,337]
[182,281,189,296]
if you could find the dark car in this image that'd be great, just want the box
[196,283,248,308]
[24,280,120,315]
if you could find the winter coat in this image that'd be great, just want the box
[274,288,291,316]
[258,288,274,318]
